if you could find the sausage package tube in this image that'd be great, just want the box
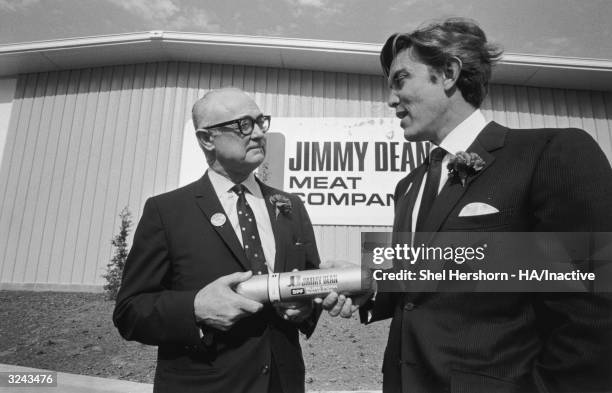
[235,267,371,303]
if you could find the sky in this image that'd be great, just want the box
[0,0,610,60]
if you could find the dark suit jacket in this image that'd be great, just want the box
[368,122,612,393]
[113,172,321,393]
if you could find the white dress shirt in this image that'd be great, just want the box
[410,109,488,232]
[208,169,276,272]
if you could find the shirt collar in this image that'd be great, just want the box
[435,109,488,155]
[207,169,262,198]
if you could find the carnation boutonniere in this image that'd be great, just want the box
[447,151,486,187]
[269,194,292,218]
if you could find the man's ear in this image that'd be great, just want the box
[196,130,215,152]
[442,56,462,90]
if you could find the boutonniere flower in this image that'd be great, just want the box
[270,194,292,217]
[447,151,485,187]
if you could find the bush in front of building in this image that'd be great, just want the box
[103,207,132,301]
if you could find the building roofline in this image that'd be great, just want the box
[1,31,611,91]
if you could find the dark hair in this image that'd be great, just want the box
[380,17,502,107]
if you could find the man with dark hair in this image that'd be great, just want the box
[114,87,321,393]
[324,18,612,393]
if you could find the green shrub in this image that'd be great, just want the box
[103,207,132,301]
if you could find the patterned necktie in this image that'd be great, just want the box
[416,147,447,231]
[231,184,268,275]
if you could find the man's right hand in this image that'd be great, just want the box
[314,260,374,318]
[194,271,264,331]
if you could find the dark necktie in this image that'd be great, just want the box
[231,184,268,275]
[416,147,446,231]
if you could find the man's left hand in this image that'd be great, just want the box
[274,300,313,323]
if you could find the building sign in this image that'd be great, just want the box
[179,117,428,226]
[269,118,427,226]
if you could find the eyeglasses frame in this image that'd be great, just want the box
[196,114,271,136]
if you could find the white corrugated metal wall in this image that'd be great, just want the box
[0,62,611,290]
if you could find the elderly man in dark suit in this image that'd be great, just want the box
[324,18,612,393]
[113,87,321,393]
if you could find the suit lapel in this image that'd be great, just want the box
[257,179,287,273]
[194,173,250,271]
[410,123,506,293]
[420,122,506,240]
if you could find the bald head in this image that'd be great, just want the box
[192,87,261,131]
[191,87,267,182]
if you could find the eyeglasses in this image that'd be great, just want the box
[198,115,271,136]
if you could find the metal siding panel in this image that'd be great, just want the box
[577,91,598,141]
[527,87,545,128]
[604,92,612,163]
[84,67,125,284]
[76,67,113,284]
[78,66,114,284]
[323,72,336,117]
[58,68,97,284]
[591,92,612,163]
[126,63,153,218]
[34,70,72,283]
[198,63,211,96]
[108,65,136,247]
[318,226,335,261]
[0,75,27,282]
[502,85,520,129]
[221,64,233,87]
[347,73,360,116]
[310,71,324,117]
[166,62,190,191]
[47,70,85,284]
[480,88,493,120]
[359,75,372,116]
[489,84,508,125]
[375,76,393,118]
[18,73,58,283]
[335,73,349,117]
[347,226,360,263]
[552,89,569,128]
[69,68,109,284]
[184,62,202,165]
[94,65,130,282]
[243,65,256,94]
[313,225,392,263]
[565,90,585,129]
[209,64,223,90]
[253,66,268,110]
[288,69,301,117]
[300,70,313,117]
[6,73,47,283]
[141,62,166,201]
[130,63,158,216]
[115,64,144,235]
[171,62,200,197]
[155,62,178,195]
[232,65,245,90]
[514,86,532,128]
[541,88,559,128]
[28,71,69,283]
[263,68,278,115]
[276,69,290,117]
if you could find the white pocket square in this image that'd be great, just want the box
[458,202,499,217]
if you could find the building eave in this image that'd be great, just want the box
[0,31,610,91]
